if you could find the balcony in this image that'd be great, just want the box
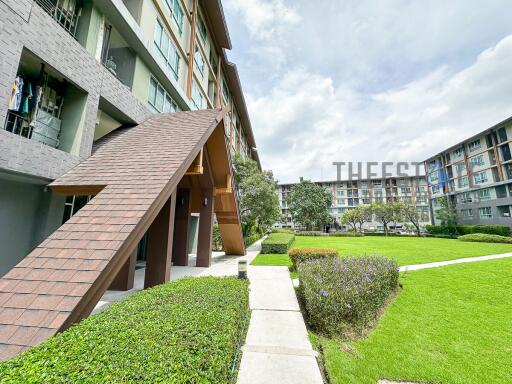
[3,49,87,154]
[35,0,82,38]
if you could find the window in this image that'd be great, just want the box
[460,192,473,204]
[478,188,491,201]
[336,190,344,197]
[468,139,481,152]
[154,21,180,80]
[455,162,466,175]
[430,170,439,183]
[432,185,441,194]
[416,186,425,193]
[148,77,179,113]
[336,199,344,206]
[479,207,492,219]
[222,79,229,104]
[453,147,464,158]
[416,196,427,204]
[460,208,473,218]
[63,195,92,224]
[196,14,207,42]
[401,187,411,194]
[498,127,508,143]
[361,189,369,196]
[473,171,488,184]
[470,154,485,167]
[163,0,184,34]
[191,81,204,109]
[194,46,205,76]
[458,176,468,188]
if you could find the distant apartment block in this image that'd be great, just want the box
[276,176,431,230]
[424,116,512,227]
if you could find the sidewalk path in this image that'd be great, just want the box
[399,252,512,272]
[238,252,323,383]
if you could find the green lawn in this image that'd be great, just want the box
[316,258,512,384]
[251,236,512,267]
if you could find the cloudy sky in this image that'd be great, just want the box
[223,0,512,183]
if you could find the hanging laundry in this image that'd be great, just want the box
[8,76,23,111]
[20,82,33,114]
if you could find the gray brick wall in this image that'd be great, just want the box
[0,1,153,180]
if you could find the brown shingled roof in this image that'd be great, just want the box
[0,109,244,361]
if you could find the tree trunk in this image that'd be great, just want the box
[414,222,420,237]
[383,223,388,236]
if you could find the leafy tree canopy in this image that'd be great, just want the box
[287,179,332,230]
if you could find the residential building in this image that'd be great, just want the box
[0,0,257,360]
[424,116,512,227]
[276,176,431,230]
[0,0,258,277]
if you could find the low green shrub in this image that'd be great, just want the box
[244,233,261,247]
[298,256,399,339]
[270,228,294,234]
[288,247,338,271]
[260,233,295,254]
[212,223,223,251]
[426,224,511,236]
[0,277,250,383]
[329,232,364,237]
[425,234,457,239]
[458,233,512,244]
[363,232,402,237]
[296,231,328,236]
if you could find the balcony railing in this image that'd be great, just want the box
[35,0,81,38]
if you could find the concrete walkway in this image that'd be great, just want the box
[238,264,323,382]
[399,252,512,272]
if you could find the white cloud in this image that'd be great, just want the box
[225,0,300,41]
[250,35,512,183]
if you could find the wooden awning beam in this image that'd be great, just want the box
[186,147,204,175]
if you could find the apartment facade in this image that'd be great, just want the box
[0,0,257,276]
[424,117,512,227]
[276,176,431,230]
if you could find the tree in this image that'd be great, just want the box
[233,155,280,236]
[357,205,373,232]
[371,203,394,236]
[287,179,331,231]
[435,197,458,230]
[402,204,422,236]
[341,208,358,231]
[390,201,406,230]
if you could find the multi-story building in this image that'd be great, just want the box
[276,176,431,230]
[0,0,258,276]
[424,117,512,227]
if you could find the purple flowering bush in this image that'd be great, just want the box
[298,256,399,338]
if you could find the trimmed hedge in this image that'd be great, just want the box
[296,231,328,236]
[425,234,458,239]
[426,224,511,237]
[289,247,338,271]
[329,232,364,237]
[298,256,399,339]
[363,232,402,237]
[458,233,512,244]
[244,233,261,247]
[213,223,223,251]
[260,233,295,254]
[0,277,250,383]
[270,228,294,234]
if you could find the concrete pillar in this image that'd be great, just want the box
[172,188,191,266]
[144,193,176,289]
[109,248,136,291]
[196,188,214,267]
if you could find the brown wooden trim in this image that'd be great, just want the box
[186,0,198,99]
[108,248,137,291]
[51,185,106,196]
[186,147,204,175]
[196,187,214,267]
[172,188,191,266]
[215,53,222,108]
[491,134,504,181]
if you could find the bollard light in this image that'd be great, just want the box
[238,260,247,279]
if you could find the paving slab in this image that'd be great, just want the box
[400,252,512,272]
[248,267,300,311]
[237,351,323,384]
[244,310,313,351]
